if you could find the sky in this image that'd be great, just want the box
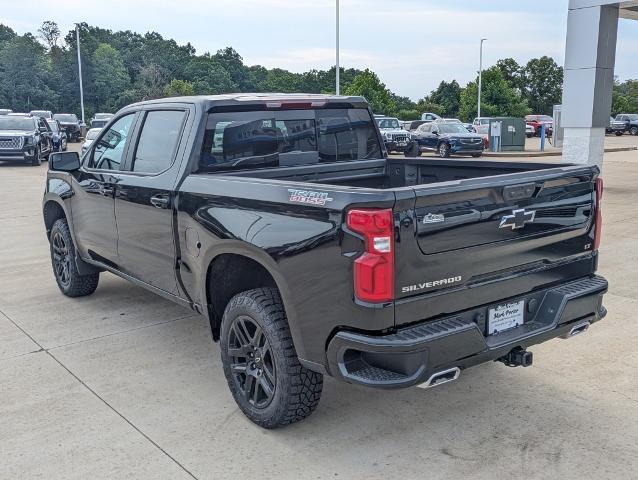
[1,0,638,100]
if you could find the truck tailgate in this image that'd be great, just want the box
[394,165,599,325]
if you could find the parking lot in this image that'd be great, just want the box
[1,143,638,479]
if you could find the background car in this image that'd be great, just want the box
[402,120,428,132]
[46,119,68,151]
[420,112,441,122]
[81,127,102,156]
[376,116,411,154]
[0,114,52,165]
[408,121,484,158]
[90,113,114,129]
[30,110,53,119]
[472,117,492,135]
[526,123,535,138]
[614,114,638,135]
[0,109,13,115]
[525,115,554,137]
[53,113,82,142]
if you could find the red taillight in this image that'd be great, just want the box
[347,209,394,303]
[593,177,603,251]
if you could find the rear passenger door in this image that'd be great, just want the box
[114,107,190,295]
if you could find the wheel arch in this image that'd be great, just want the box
[201,246,297,346]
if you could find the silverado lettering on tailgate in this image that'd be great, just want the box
[402,276,463,293]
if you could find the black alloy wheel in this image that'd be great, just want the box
[51,229,71,289]
[227,315,276,409]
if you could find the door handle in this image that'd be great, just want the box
[150,194,171,209]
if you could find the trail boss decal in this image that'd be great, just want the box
[288,189,334,206]
[402,276,463,293]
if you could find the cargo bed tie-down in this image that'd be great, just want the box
[327,275,608,389]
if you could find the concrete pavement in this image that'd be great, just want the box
[1,146,637,479]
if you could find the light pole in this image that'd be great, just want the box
[478,38,487,119]
[75,24,85,125]
[336,0,340,95]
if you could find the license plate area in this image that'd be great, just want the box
[488,300,525,335]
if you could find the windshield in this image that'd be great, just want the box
[94,113,112,119]
[437,124,470,134]
[199,108,383,172]
[86,129,101,140]
[31,111,50,118]
[53,114,78,123]
[376,118,400,129]
[0,117,35,131]
[46,120,59,132]
[539,116,553,122]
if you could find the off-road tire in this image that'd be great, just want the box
[50,219,99,297]
[220,288,323,428]
[438,142,451,158]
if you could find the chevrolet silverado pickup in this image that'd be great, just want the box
[43,94,607,429]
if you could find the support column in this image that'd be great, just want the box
[562,3,619,168]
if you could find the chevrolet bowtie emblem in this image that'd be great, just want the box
[499,209,536,230]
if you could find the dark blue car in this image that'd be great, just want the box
[406,122,484,158]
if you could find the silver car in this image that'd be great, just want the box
[81,128,102,156]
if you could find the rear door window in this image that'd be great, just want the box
[132,110,186,174]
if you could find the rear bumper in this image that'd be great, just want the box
[326,275,607,389]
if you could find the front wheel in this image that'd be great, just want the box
[630,126,638,136]
[220,288,323,428]
[31,146,41,166]
[616,131,624,136]
[404,142,421,157]
[471,153,483,158]
[50,219,99,297]
[438,142,451,158]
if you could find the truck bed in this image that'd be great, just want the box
[226,157,565,190]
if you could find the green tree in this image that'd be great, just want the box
[38,20,60,49]
[521,56,563,115]
[459,67,529,121]
[612,79,638,114]
[0,33,55,111]
[164,79,194,97]
[0,24,17,45]
[183,56,236,94]
[496,58,523,91]
[92,43,130,111]
[429,80,461,117]
[344,69,396,115]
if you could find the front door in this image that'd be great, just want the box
[114,108,189,294]
[70,112,137,265]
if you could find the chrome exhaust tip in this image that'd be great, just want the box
[417,367,461,389]
[561,321,591,339]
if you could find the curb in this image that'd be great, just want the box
[483,146,637,158]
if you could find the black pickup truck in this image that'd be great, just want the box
[43,94,607,428]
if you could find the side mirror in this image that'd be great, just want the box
[432,130,439,136]
[50,151,80,172]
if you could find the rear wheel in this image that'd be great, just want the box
[471,153,483,158]
[630,126,638,136]
[220,288,323,428]
[50,219,99,297]
[438,142,451,158]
